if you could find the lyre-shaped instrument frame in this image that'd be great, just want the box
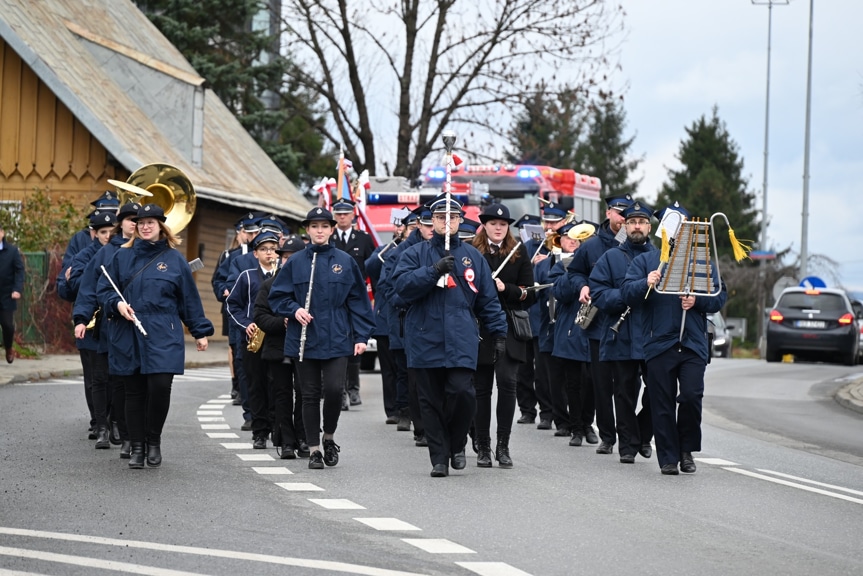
[654,212,730,298]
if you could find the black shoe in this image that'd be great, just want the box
[230,389,238,399]
[129,442,145,469]
[323,439,340,467]
[341,392,350,411]
[661,464,679,475]
[537,419,552,430]
[308,450,325,469]
[109,421,122,445]
[279,445,297,459]
[414,433,428,447]
[385,415,399,425]
[232,397,242,406]
[554,427,570,437]
[639,444,653,459]
[517,414,535,424]
[476,439,493,468]
[5,347,13,363]
[430,464,449,477]
[569,431,583,447]
[253,436,267,450]
[583,425,599,445]
[451,450,466,470]
[297,440,311,458]
[95,426,110,449]
[88,425,97,440]
[495,436,513,469]
[620,454,636,464]
[241,420,252,431]
[680,452,696,474]
[396,408,411,431]
[146,443,162,467]
[596,442,614,455]
[349,390,362,406]
[120,440,131,459]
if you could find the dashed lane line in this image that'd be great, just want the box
[401,539,475,554]
[308,499,366,510]
[354,518,421,531]
[0,528,429,576]
[456,562,535,576]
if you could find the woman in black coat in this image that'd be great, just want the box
[0,223,25,364]
[472,204,536,468]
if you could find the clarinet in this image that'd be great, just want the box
[610,306,631,334]
[298,251,318,362]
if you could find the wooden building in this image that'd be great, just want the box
[0,0,312,340]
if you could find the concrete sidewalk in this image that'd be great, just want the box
[1,339,231,387]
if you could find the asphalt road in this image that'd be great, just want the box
[1,361,862,576]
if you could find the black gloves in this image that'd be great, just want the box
[433,255,455,276]
[493,338,506,363]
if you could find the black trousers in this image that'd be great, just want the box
[268,359,299,449]
[414,367,476,467]
[296,356,348,447]
[645,347,705,468]
[529,339,555,422]
[473,352,520,440]
[391,347,411,414]
[0,308,13,350]
[377,336,399,417]
[79,349,96,427]
[612,359,646,457]
[560,357,594,430]
[590,339,616,444]
[516,336,538,419]
[545,352,572,431]
[243,349,271,437]
[90,351,111,428]
[344,354,361,394]
[111,374,128,440]
[229,325,250,421]
[126,372,173,444]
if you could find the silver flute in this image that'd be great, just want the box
[99,265,148,337]
[298,251,318,362]
[491,240,523,279]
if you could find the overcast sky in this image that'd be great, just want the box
[617,0,862,292]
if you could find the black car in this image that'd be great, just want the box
[765,287,860,365]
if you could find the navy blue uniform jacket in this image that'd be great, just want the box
[268,243,374,360]
[551,257,590,362]
[380,229,425,350]
[72,236,125,353]
[98,239,214,375]
[589,240,656,361]
[392,233,507,370]
[565,219,620,340]
[621,250,727,363]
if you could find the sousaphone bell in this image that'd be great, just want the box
[109,163,196,233]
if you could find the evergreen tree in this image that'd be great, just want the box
[134,0,328,187]
[573,101,642,201]
[656,106,759,254]
[505,86,584,167]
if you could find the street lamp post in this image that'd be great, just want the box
[752,0,788,352]
[800,0,815,278]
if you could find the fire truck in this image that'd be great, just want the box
[362,164,602,239]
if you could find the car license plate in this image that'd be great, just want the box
[795,320,826,329]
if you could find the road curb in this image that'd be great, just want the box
[834,380,863,415]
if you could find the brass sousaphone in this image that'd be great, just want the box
[109,163,196,233]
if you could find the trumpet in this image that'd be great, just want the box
[575,299,599,329]
[247,325,266,352]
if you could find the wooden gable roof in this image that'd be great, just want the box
[0,0,311,220]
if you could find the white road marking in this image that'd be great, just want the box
[196,411,222,416]
[220,443,253,449]
[0,527,428,576]
[17,381,80,386]
[217,394,232,399]
[457,562,534,576]
[0,546,206,575]
[197,417,225,422]
[252,467,293,475]
[198,404,224,410]
[354,518,420,531]
[206,433,239,439]
[200,424,230,430]
[308,499,366,510]
[696,458,738,466]
[725,468,863,505]
[276,483,325,492]
[237,454,274,461]
[401,539,475,554]
[756,469,863,497]
[205,399,233,404]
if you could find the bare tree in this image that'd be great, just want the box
[280,0,624,178]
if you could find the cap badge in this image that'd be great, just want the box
[496,208,503,216]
